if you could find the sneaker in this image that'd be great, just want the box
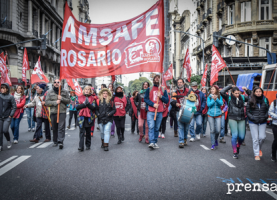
[259,150,263,157]
[139,135,143,142]
[145,138,149,144]
[255,156,260,161]
[233,153,238,159]
[67,125,70,130]
[161,134,165,139]
[211,145,215,150]
[52,143,58,147]
[13,140,18,144]
[148,143,155,149]
[153,143,159,149]
[215,140,218,147]
[188,134,191,138]
[43,129,45,132]
[189,138,195,142]
[179,143,184,148]
[28,128,31,132]
[184,139,187,146]
[271,155,276,162]
[32,128,35,132]
[7,141,12,149]
[196,134,200,140]
[59,144,63,149]
[220,138,226,143]
[158,132,161,138]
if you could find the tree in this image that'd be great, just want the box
[190,74,202,85]
[129,77,152,94]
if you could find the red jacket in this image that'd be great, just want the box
[14,96,26,118]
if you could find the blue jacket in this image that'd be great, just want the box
[207,95,223,117]
[144,85,169,112]
[269,101,277,125]
[188,89,206,116]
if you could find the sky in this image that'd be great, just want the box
[88,0,192,86]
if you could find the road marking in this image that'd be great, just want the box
[220,159,236,168]
[259,183,277,199]
[125,128,131,131]
[0,156,18,167]
[200,145,210,150]
[0,156,31,176]
[37,142,53,148]
[29,142,43,148]
[266,131,273,134]
[65,132,68,135]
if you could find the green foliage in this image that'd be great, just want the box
[190,74,202,85]
[129,77,152,94]
[123,86,130,95]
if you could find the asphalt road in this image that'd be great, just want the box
[0,111,276,200]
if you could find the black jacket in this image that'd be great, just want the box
[246,96,269,124]
[134,92,145,113]
[0,83,17,119]
[129,97,138,117]
[170,99,177,118]
[96,98,116,124]
[220,85,250,121]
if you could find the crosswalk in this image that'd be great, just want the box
[0,156,31,176]
[29,142,53,148]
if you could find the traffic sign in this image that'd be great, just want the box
[226,35,236,46]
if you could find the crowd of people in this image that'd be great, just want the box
[0,75,276,162]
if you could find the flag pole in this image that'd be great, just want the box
[225,66,236,85]
[57,85,61,123]
[38,96,52,127]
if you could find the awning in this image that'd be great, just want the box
[236,73,262,90]
[223,57,267,64]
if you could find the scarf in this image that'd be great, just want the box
[140,89,147,94]
[193,89,201,111]
[255,95,264,105]
[70,96,76,108]
[231,94,244,108]
[115,92,123,98]
[53,86,59,95]
[14,92,21,101]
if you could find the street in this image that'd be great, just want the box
[0,112,276,200]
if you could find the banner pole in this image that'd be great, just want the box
[38,96,52,127]
[225,66,236,85]
[154,73,162,121]
[57,85,61,123]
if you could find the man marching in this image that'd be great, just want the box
[45,79,70,149]
[144,75,169,149]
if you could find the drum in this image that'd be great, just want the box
[178,94,196,124]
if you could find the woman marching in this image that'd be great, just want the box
[129,91,139,134]
[207,85,223,150]
[200,87,208,137]
[108,83,116,137]
[67,91,77,130]
[96,88,116,151]
[113,86,130,144]
[76,86,96,151]
[220,85,251,159]
[246,87,269,161]
[11,86,26,144]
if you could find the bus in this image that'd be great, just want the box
[261,64,277,104]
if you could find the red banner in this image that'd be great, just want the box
[111,75,116,83]
[0,53,12,86]
[163,64,173,81]
[66,78,83,96]
[60,0,164,79]
[31,56,49,84]
[183,48,192,82]
[22,48,30,86]
[211,45,227,85]
[201,64,208,87]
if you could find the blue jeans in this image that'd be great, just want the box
[220,114,225,139]
[26,107,35,128]
[99,122,112,143]
[189,114,202,138]
[202,114,208,135]
[147,112,163,144]
[229,119,245,153]
[11,113,23,140]
[208,117,221,146]
[176,111,189,143]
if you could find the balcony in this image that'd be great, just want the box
[0,20,12,29]
[256,20,274,26]
[237,21,253,28]
[33,29,38,38]
[217,2,224,14]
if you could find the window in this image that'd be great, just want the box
[228,5,234,25]
[264,70,275,89]
[259,37,271,56]
[0,0,10,20]
[259,0,272,20]
[245,38,253,57]
[241,2,251,22]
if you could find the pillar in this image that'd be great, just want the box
[27,0,33,35]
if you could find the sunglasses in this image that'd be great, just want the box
[54,81,60,84]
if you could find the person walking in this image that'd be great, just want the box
[169,91,178,137]
[159,88,170,139]
[144,75,169,149]
[0,83,17,151]
[130,91,139,134]
[246,87,269,161]
[25,85,36,131]
[269,94,277,162]
[45,79,70,149]
[25,84,51,143]
[11,86,26,144]
[136,81,150,144]
[219,86,227,143]
[90,88,98,137]
[76,86,96,151]
[113,86,130,144]
[207,85,223,150]
[108,83,116,137]
[96,88,116,151]
[220,85,250,158]
[67,91,77,130]
[200,87,208,137]
[188,82,206,142]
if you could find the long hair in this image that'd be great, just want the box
[132,90,138,97]
[208,86,220,99]
[99,88,112,104]
[16,86,24,96]
[141,82,150,90]
[82,86,92,95]
[249,87,263,108]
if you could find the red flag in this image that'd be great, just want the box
[163,64,173,81]
[111,75,116,83]
[60,0,164,79]
[210,45,227,85]
[201,64,208,87]
[22,48,30,86]
[183,48,192,82]
[31,56,49,84]
[66,78,83,96]
[0,53,12,86]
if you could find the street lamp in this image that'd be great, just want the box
[174,30,205,74]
